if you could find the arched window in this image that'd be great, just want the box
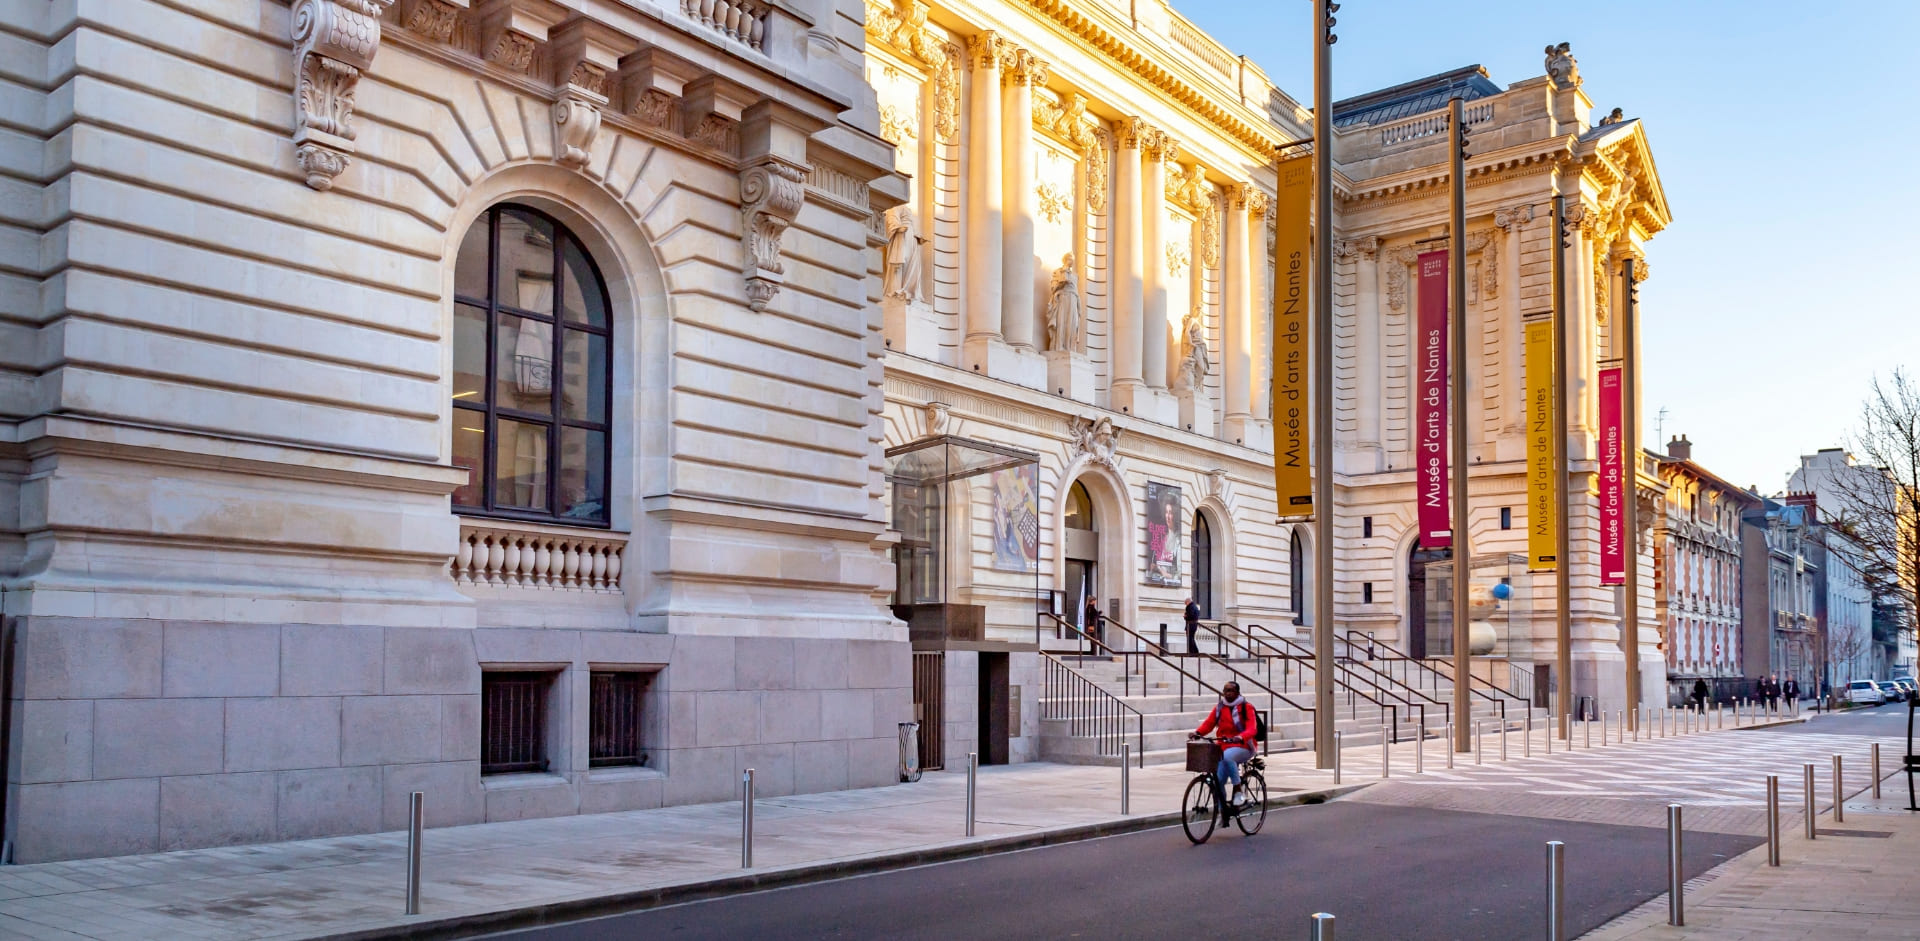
[1064,480,1095,531]
[1289,528,1311,625]
[451,205,612,525]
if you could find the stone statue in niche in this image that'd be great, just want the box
[1045,253,1082,353]
[1544,42,1579,88]
[882,205,924,303]
[1177,307,1210,391]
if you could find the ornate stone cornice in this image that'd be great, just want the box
[289,0,394,191]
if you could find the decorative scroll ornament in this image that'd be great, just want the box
[551,96,602,168]
[1167,162,1209,212]
[289,0,393,191]
[1199,193,1220,269]
[399,0,462,43]
[932,43,961,142]
[1085,127,1110,214]
[923,401,950,436]
[740,157,808,311]
[1383,245,1420,311]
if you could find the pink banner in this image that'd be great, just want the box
[1416,251,1450,549]
[1598,366,1625,585]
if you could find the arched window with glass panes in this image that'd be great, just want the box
[450,205,612,525]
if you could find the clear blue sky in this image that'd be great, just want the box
[1175,0,1919,493]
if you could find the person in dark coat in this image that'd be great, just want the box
[1184,597,1201,655]
[1692,677,1709,713]
[1082,598,1103,655]
[1782,676,1800,712]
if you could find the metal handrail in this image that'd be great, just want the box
[1238,622,1419,741]
[1237,621,1448,732]
[1341,628,1516,721]
[1049,613,1311,754]
[1038,652,1144,767]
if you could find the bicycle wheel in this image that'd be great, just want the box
[1234,771,1268,836]
[1181,774,1218,844]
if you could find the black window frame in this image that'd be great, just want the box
[452,204,614,528]
[481,670,555,775]
[588,670,648,768]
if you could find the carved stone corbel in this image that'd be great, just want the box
[740,157,807,311]
[547,20,622,169]
[477,0,562,74]
[288,0,393,191]
[397,0,466,42]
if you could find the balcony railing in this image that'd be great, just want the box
[454,519,626,593]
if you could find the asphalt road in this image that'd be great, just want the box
[1768,699,1917,736]
[479,801,1758,941]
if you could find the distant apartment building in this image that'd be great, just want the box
[1788,448,1915,678]
[1653,436,1759,701]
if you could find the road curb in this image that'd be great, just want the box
[321,781,1373,940]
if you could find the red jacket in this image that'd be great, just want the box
[1196,698,1258,752]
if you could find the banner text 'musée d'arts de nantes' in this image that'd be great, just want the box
[1525,319,1556,570]
[1271,154,1312,515]
[1598,366,1626,585]
[1415,250,1450,548]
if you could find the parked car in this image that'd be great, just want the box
[1895,677,1917,693]
[1877,680,1905,703]
[1847,680,1887,705]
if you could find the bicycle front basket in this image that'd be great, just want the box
[1186,740,1222,773]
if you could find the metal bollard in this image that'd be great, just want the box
[1633,706,1640,741]
[966,752,978,836]
[1525,710,1533,758]
[1873,743,1883,799]
[1417,723,1426,774]
[1545,712,1552,754]
[1583,715,1591,749]
[1618,711,1625,744]
[1334,730,1343,785]
[1121,743,1131,815]
[1833,754,1845,823]
[1804,763,1817,840]
[1717,704,1724,730]
[1600,710,1608,747]
[1766,774,1781,866]
[1545,840,1566,941]
[1310,912,1336,940]
[1382,724,1391,779]
[1500,720,1508,762]
[1667,804,1685,926]
[1474,720,1483,765]
[741,769,755,868]
[1445,722,1454,769]
[405,791,423,916]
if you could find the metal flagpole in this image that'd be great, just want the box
[1448,96,1472,754]
[1310,0,1338,766]
[1621,256,1642,723]
[1552,195,1573,739]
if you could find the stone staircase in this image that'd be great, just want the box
[1039,651,1547,767]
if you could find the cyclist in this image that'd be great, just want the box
[1191,681,1258,809]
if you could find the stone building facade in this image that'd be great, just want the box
[0,0,912,862]
[1653,436,1759,700]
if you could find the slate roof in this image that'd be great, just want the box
[1331,65,1502,128]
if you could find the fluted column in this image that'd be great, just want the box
[1222,184,1253,424]
[962,31,1006,370]
[1564,206,1594,437]
[1353,237,1383,453]
[1001,49,1046,352]
[1141,132,1174,390]
[1248,193,1271,422]
[1109,118,1146,400]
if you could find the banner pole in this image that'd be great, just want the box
[1621,256,1642,722]
[1552,195,1573,739]
[1448,96,1472,754]
[1310,0,1337,767]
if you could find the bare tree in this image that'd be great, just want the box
[1831,370,1920,657]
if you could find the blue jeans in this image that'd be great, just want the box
[1216,746,1252,787]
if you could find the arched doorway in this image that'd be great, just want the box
[1192,512,1214,620]
[1063,480,1097,636]
[1407,539,1452,659]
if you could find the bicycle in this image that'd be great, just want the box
[1181,736,1267,844]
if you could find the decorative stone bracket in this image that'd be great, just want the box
[289,0,394,191]
[740,156,807,311]
[547,20,622,169]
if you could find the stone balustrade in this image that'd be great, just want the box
[1377,101,1495,145]
[682,0,766,51]
[454,521,626,593]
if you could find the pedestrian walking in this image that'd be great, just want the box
[1083,598,1103,655]
[1184,596,1200,656]
[1782,676,1800,714]
[1692,677,1709,714]
[1764,674,1780,713]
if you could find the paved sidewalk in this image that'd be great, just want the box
[0,758,1350,941]
[1581,780,1920,939]
[0,709,1813,941]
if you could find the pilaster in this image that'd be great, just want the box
[1108,117,1146,411]
[963,31,1007,372]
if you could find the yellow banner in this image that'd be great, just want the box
[1271,154,1312,515]
[1525,318,1557,570]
